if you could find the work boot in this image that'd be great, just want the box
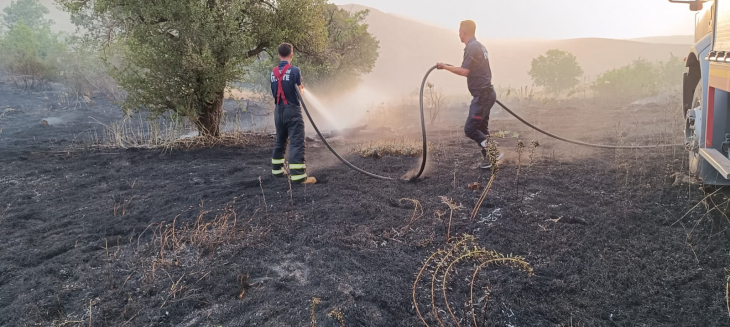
[481,152,503,169]
[480,139,503,170]
[301,176,317,185]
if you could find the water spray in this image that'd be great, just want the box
[296,65,682,182]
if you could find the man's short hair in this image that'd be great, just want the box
[278,43,293,58]
[460,20,477,36]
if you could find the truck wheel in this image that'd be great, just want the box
[687,82,702,175]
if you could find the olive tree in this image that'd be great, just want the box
[57,0,330,136]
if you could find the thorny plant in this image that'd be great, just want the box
[439,196,464,242]
[328,309,347,327]
[412,235,533,327]
[471,141,500,220]
[311,297,322,327]
[400,198,425,232]
[515,140,525,200]
[528,140,540,170]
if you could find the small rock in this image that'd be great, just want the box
[82,96,97,106]
[40,120,49,126]
[671,172,697,186]
[468,182,483,190]
[562,217,588,225]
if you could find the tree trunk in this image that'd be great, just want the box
[197,90,225,137]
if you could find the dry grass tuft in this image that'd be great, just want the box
[328,309,346,327]
[134,199,252,308]
[412,235,533,327]
[726,269,730,319]
[399,198,425,231]
[351,138,433,158]
[558,318,585,327]
[0,202,10,225]
[91,116,265,151]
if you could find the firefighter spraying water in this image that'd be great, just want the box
[270,43,317,185]
[280,20,683,183]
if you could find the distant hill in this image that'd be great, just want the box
[628,35,694,45]
[339,4,692,98]
[0,1,692,100]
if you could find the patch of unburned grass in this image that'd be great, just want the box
[492,130,519,139]
[91,115,269,151]
[351,138,434,158]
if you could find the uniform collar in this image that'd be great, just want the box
[464,37,477,49]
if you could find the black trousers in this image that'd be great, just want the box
[464,87,497,146]
[272,104,307,182]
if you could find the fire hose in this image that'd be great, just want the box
[296,65,681,182]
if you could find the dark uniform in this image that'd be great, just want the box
[461,37,496,146]
[270,60,308,182]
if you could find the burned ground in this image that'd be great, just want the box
[1,81,729,326]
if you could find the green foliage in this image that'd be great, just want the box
[296,5,379,92]
[0,0,64,89]
[59,37,122,99]
[249,4,379,96]
[58,0,333,136]
[2,0,51,30]
[592,54,684,100]
[528,49,584,94]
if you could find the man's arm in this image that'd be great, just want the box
[437,63,469,77]
[296,69,304,93]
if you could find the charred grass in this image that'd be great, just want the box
[3,91,730,326]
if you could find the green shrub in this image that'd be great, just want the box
[0,22,65,89]
[592,54,684,101]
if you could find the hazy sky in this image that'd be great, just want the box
[333,0,698,39]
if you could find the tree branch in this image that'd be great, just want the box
[247,43,269,58]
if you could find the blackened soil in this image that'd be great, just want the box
[1,84,728,326]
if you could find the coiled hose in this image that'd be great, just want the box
[296,65,681,182]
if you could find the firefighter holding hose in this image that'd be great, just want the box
[437,20,503,169]
[270,43,317,185]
